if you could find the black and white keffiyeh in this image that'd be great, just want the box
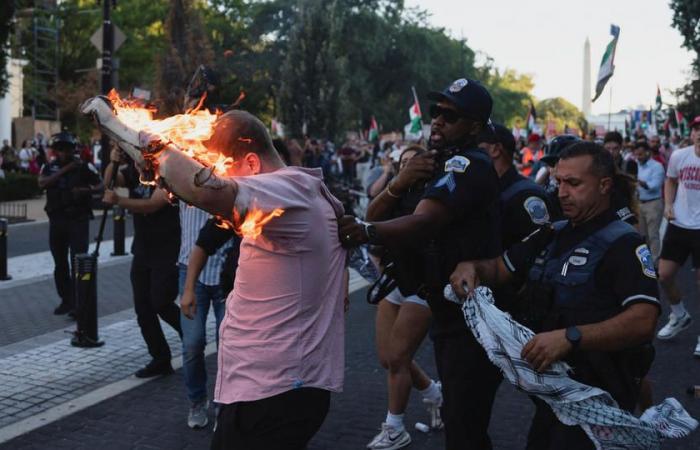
[443,285,697,450]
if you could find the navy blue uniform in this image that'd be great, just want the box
[121,163,182,364]
[504,209,659,449]
[42,158,101,309]
[418,146,502,450]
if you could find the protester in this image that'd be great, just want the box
[1,139,18,173]
[102,147,182,378]
[364,145,443,450]
[177,204,233,428]
[634,141,665,262]
[655,117,700,357]
[450,141,659,449]
[132,110,348,449]
[649,135,667,168]
[18,140,36,173]
[518,133,544,178]
[39,132,103,315]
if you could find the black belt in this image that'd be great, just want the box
[640,198,661,204]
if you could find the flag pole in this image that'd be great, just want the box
[607,82,613,130]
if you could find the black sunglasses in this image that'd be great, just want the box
[429,104,464,124]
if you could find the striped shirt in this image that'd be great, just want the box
[178,203,232,286]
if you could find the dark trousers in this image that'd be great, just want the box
[48,217,90,306]
[433,332,503,450]
[130,257,181,362]
[526,399,594,450]
[211,388,330,450]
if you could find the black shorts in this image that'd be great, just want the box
[660,223,700,268]
[211,387,330,450]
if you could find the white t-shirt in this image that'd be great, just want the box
[667,145,700,229]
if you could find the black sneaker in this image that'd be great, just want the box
[134,360,174,379]
[53,303,73,315]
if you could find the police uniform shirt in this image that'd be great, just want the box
[122,163,180,264]
[504,209,660,314]
[421,147,501,336]
[42,158,101,219]
[499,166,550,249]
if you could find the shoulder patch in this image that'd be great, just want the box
[444,155,470,173]
[434,172,457,192]
[635,244,657,279]
[523,196,550,225]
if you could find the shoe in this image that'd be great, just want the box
[367,423,411,450]
[657,312,692,340]
[53,303,72,315]
[694,337,700,358]
[188,399,209,429]
[423,381,444,430]
[134,360,174,378]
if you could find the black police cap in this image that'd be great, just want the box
[477,122,516,155]
[49,131,77,150]
[427,78,493,124]
[541,134,581,167]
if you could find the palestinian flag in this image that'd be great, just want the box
[368,116,379,142]
[655,84,663,111]
[592,24,620,102]
[526,102,537,133]
[675,109,689,137]
[408,89,422,134]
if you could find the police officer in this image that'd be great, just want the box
[102,147,182,378]
[39,132,102,315]
[340,78,502,449]
[450,142,660,449]
[535,134,582,222]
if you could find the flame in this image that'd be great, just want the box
[233,207,284,239]
[106,89,233,175]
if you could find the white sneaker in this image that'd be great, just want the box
[187,399,209,429]
[657,313,692,340]
[694,337,700,358]
[367,423,411,450]
[423,382,444,430]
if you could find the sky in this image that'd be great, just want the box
[406,0,695,115]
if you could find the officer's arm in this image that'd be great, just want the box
[577,303,658,351]
[115,188,171,215]
[450,258,513,298]
[38,163,76,189]
[371,197,450,246]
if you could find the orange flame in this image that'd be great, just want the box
[233,207,284,240]
[106,89,233,175]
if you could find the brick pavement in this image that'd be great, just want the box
[0,266,698,448]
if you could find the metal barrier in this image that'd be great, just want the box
[0,219,10,281]
[0,202,28,223]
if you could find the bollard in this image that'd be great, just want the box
[71,253,104,348]
[0,219,11,281]
[111,206,126,256]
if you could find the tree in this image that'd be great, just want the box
[0,2,15,96]
[536,97,586,135]
[670,0,700,117]
[278,0,348,139]
[156,0,214,115]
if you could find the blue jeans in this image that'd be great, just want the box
[178,265,226,404]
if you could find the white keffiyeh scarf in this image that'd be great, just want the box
[443,285,697,450]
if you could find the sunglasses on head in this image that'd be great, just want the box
[429,104,465,124]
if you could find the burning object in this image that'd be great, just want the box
[80,92,283,239]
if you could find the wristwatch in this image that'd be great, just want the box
[357,219,378,244]
[565,326,582,350]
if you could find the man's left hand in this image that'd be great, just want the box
[337,215,367,247]
[102,189,120,206]
[521,329,573,372]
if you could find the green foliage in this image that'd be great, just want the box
[20,0,541,142]
[0,2,14,97]
[670,0,700,117]
[0,172,41,201]
[536,97,587,132]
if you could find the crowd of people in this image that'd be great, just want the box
[28,74,700,450]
